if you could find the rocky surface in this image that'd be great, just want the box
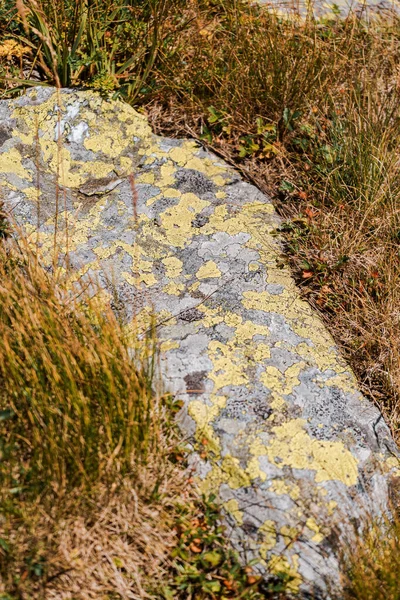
[0,87,399,597]
[256,0,400,18]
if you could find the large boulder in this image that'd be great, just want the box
[0,87,399,597]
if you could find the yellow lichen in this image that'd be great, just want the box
[259,520,277,557]
[305,517,325,543]
[162,256,183,279]
[268,555,302,593]
[163,281,185,296]
[188,401,222,455]
[269,480,300,501]
[207,339,249,390]
[221,455,251,489]
[196,260,222,279]
[224,499,244,525]
[251,418,359,486]
[159,192,209,248]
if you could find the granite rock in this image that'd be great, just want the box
[0,87,399,597]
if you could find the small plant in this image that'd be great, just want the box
[342,514,400,600]
[3,0,187,99]
[162,494,291,599]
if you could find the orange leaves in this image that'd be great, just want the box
[304,206,316,219]
[298,190,308,201]
[302,270,313,279]
[189,540,203,553]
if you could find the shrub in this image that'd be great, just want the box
[2,0,187,98]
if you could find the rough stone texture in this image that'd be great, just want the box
[256,0,400,18]
[0,88,399,597]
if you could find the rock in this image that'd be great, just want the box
[0,87,399,597]
[256,0,400,19]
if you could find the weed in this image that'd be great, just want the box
[163,494,291,599]
[341,513,400,600]
[1,0,188,98]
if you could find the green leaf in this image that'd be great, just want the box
[161,587,175,600]
[202,579,221,593]
[256,116,264,134]
[279,180,295,193]
[200,124,213,144]
[283,107,291,128]
[202,550,222,567]
[32,562,44,577]
[207,106,221,124]
[0,409,15,422]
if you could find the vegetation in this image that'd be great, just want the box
[341,516,400,600]
[0,231,278,599]
[3,0,397,437]
[0,0,187,97]
[1,0,400,598]
[142,3,400,439]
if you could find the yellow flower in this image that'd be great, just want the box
[0,39,31,59]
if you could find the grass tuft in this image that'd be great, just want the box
[341,514,400,600]
[0,240,161,494]
[1,0,188,98]
[0,236,179,597]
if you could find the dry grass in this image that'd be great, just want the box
[2,1,400,596]
[341,514,400,600]
[0,477,186,599]
[137,5,400,595]
[0,242,163,491]
[0,236,188,598]
[140,2,400,440]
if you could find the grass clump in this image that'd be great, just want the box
[0,236,178,597]
[0,243,159,492]
[0,0,187,97]
[341,514,400,600]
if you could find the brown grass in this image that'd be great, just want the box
[141,2,400,441]
[341,514,400,600]
[0,236,189,598]
[0,477,187,599]
[137,5,400,595]
[2,1,400,596]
